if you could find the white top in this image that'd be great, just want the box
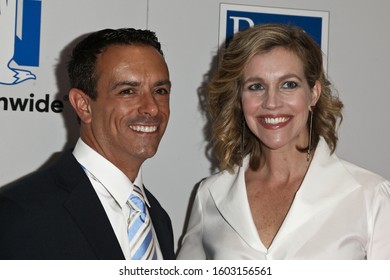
[177,137,390,260]
[72,138,162,259]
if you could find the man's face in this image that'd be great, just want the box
[80,44,171,176]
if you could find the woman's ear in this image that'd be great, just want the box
[68,88,92,124]
[310,80,321,107]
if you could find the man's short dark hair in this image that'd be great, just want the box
[67,28,163,99]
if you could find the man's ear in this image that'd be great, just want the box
[68,88,92,123]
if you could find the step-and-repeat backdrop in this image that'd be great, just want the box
[1,0,389,250]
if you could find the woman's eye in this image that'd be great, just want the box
[282,81,298,89]
[248,83,264,91]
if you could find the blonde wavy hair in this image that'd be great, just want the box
[207,24,343,172]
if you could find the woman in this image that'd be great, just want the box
[177,24,390,259]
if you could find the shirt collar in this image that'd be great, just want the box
[72,138,151,208]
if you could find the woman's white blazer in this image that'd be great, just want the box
[177,138,390,259]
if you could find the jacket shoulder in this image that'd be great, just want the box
[339,159,388,189]
[0,150,82,200]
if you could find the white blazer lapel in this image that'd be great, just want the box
[274,138,361,241]
[207,157,264,251]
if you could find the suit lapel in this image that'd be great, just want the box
[54,151,125,260]
[144,187,175,260]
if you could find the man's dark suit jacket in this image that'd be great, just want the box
[0,150,175,260]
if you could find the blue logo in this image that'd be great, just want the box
[0,0,42,85]
[219,5,329,56]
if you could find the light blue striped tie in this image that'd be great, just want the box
[127,185,157,260]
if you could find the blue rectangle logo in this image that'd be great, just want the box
[0,0,41,85]
[219,4,329,57]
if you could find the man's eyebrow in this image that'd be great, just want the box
[154,80,171,87]
[111,80,140,90]
[111,80,171,90]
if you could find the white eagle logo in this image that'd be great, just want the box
[0,0,36,85]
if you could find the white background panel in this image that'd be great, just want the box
[1,0,389,251]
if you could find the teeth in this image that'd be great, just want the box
[263,117,289,124]
[129,125,157,132]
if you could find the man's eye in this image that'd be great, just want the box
[155,88,170,95]
[248,83,264,91]
[120,89,134,95]
[282,81,298,89]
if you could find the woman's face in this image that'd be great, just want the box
[241,46,320,153]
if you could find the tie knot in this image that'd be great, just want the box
[128,186,146,222]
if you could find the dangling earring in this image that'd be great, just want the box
[240,118,245,166]
[307,109,313,162]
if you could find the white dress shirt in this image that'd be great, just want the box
[177,137,390,260]
[72,138,162,259]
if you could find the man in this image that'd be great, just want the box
[0,28,175,260]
